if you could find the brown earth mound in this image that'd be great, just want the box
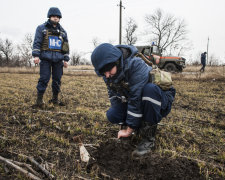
[91,140,205,180]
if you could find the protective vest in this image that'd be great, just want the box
[41,29,64,52]
[107,80,129,98]
[105,53,130,98]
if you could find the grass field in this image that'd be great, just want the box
[0,66,224,179]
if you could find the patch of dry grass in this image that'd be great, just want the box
[0,67,224,179]
[184,65,225,74]
[67,65,94,70]
[173,65,225,81]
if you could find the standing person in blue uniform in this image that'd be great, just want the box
[91,43,176,156]
[200,52,207,72]
[32,7,70,106]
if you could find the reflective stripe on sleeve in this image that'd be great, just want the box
[109,96,119,100]
[64,54,69,57]
[32,49,40,52]
[127,111,143,118]
[142,97,161,106]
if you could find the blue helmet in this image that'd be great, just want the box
[91,43,122,76]
[47,7,62,18]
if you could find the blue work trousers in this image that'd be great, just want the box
[37,60,63,94]
[106,83,176,126]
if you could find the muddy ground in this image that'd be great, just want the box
[0,72,224,179]
[90,139,205,180]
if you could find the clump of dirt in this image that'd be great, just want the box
[91,140,205,180]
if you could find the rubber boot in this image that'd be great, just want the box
[132,123,157,156]
[52,93,59,104]
[36,93,44,107]
[49,93,65,106]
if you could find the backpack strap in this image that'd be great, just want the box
[135,52,153,66]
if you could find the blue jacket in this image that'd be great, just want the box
[91,44,152,129]
[201,53,206,65]
[32,20,69,62]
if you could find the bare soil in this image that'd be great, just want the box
[90,139,205,180]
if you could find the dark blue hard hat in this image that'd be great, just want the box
[47,7,62,18]
[91,43,122,76]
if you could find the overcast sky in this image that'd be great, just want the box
[0,0,225,63]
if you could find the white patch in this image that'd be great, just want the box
[127,111,143,118]
[142,97,161,106]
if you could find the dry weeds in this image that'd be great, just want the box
[0,66,224,179]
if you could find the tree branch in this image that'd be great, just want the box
[0,155,42,180]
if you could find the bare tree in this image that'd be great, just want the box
[165,40,193,56]
[0,38,14,66]
[70,51,82,66]
[123,17,138,45]
[79,58,91,65]
[208,54,219,66]
[92,37,117,48]
[11,54,21,67]
[108,39,116,45]
[0,53,2,66]
[189,51,202,65]
[145,9,187,53]
[18,33,33,67]
[92,37,101,48]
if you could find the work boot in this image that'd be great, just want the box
[52,93,59,104]
[132,123,157,156]
[49,93,65,106]
[36,93,44,107]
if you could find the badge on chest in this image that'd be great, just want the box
[48,36,62,50]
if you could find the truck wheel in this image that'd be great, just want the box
[164,63,178,72]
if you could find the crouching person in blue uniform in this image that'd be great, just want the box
[91,43,176,156]
[32,7,70,106]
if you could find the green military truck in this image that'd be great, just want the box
[136,45,186,72]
